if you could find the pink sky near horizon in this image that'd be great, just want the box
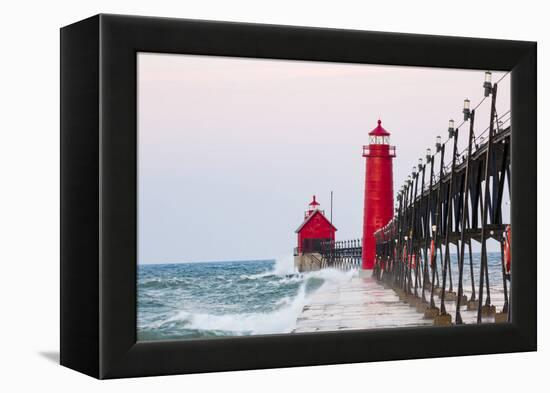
[138,53,510,264]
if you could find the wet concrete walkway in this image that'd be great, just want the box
[293,271,507,333]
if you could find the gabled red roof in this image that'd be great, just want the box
[295,210,338,233]
[369,119,390,136]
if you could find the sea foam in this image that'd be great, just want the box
[144,257,355,335]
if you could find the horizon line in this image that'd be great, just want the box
[138,258,277,266]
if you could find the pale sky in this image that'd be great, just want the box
[137,53,510,264]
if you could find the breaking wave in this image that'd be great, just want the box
[137,257,356,340]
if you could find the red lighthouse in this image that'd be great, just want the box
[295,196,337,254]
[362,120,396,269]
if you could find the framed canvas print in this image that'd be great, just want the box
[60,14,536,379]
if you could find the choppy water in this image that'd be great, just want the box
[138,257,357,341]
[429,250,507,299]
[137,252,506,341]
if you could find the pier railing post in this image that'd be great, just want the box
[401,185,410,292]
[428,141,445,312]
[410,167,420,297]
[421,151,436,305]
[477,83,498,323]
[455,109,476,324]
[438,121,460,323]
[394,193,404,289]
[405,180,413,294]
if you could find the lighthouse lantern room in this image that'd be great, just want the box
[295,195,337,255]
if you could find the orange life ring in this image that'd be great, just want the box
[504,225,511,273]
[430,239,435,266]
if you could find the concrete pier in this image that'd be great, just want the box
[293,272,431,332]
[293,271,507,332]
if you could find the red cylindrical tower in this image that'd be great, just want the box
[362,120,396,269]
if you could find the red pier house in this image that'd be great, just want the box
[362,120,396,269]
[295,196,337,255]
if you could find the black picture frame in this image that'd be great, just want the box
[60,14,536,379]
